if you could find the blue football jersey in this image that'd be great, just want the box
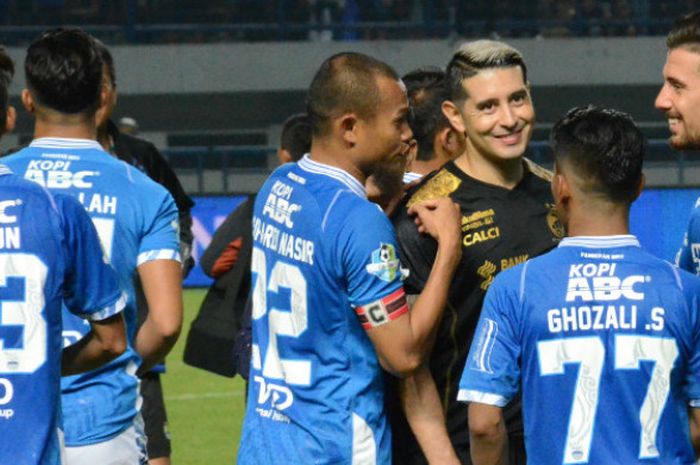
[0,167,124,465]
[459,235,700,465]
[3,138,180,446]
[237,155,408,465]
[677,197,700,274]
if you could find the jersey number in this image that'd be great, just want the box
[0,254,48,374]
[251,247,310,385]
[538,335,678,463]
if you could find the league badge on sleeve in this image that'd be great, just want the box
[366,243,404,282]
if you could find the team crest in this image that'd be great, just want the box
[366,243,402,282]
[546,203,565,239]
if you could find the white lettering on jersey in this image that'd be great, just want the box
[262,181,301,228]
[0,200,20,224]
[565,263,647,302]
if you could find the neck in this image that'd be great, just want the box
[96,123,111,151]
[309,138,367,185]
[409,157,445,176]
[566,203,630,237]
[454,144,523,189]
[33,116,97,142]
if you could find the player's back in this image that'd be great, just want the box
[509,236,699,464]
[238,156,402,465]
[0,169,121,464]
[2,138,180,445]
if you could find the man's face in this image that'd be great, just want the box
[355,76,412,176]
[457,66,534,163]
[655,47,700,149]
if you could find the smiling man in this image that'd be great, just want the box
[389,40,563,465]
[655,11,700,280]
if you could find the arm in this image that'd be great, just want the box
[134,259,183,372]
[366,198,462,377]
[400,363,460,464]
[468,403,508,465]
[62,313,127,376]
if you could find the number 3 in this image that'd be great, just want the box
[251,247,310,386]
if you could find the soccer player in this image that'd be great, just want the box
[237,52,463,464]
[460,105,700,464]
[3,28,183,464]
[655,11,700,276]
[93,38,194,465]
[401,66,465,182]
[0,46,128,465]
[390,40,563,465]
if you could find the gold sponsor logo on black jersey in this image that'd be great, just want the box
[501,254,528,270]
[407,169,462,208]
[546,203,565,239]
[477,260,497,290]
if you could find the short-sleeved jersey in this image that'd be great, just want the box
[3,138,180,446]
[0,168,124,465]
[388,159,562,454]
[460,235,700,464]
[676,197,700,274]
[237,155,408,465]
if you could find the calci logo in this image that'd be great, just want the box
[565,262,648,302]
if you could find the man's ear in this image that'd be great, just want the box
[338,113,358,148]
[4,105,16,134]
[442,100,466,135]
[21,89,34,114]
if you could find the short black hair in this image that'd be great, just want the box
[25,27,103,115]
[280,113,311,162]
[402,66,450,162]
[550,105,645,204]
[446,40,528,103]
[93,37,116,87]
[0,47,14,134]
[667,10,700,52]
[306,52,400,137]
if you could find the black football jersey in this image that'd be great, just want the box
[388,159,563,459]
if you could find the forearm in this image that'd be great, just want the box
[62,315,126,376]
[404,243,460,358]
[400,365,459,465]
[689,407,700,458]
[134,317,180,372]
[469,406,508,465]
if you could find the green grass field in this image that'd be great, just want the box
[162,288,247,464]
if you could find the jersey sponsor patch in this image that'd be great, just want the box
[365,243,402,282]
[355,288,408,329]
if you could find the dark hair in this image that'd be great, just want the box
[306,52,399,137]
[0,47,14,134]
[25,27,103,115]
[93,37,116,87]
[446,40,528,103]
[402,67,450,161]
[667,10,700,52]
[550,105,645,204]
[280,113,311,162]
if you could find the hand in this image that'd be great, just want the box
[408,198,462,252]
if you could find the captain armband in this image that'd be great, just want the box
[355,288,409,330]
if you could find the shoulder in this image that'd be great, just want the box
[523,158,553,183]
[406,164,463,208]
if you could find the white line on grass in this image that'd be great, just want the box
[165,391,245,401]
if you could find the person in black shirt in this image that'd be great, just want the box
[389,39,564,465]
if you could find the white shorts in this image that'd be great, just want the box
[65,419,147,465]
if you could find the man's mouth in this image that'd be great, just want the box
[494,128,524,145]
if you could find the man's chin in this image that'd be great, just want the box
[669,135,699,151]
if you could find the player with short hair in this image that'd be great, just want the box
[3,28,183,465]
[237,51,462,464]
[0,44,128,465]
[278,113,312,163]
[655,11,700,279]
[401,66,465,182]
[460,105,700,464]
[390,40,563,464]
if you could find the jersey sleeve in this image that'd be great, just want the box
[137,188,182,266]
[391,201,437,295]
[338,199,408,329]
[457,266,523,407]
[676,201,700,274]
[56,193,126,321]
[680,272,700,406]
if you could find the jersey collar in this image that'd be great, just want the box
[30,137,103,151]
[559,235,641,249]
[298,154,366,198]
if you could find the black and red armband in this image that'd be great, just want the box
[355,288,409,330]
